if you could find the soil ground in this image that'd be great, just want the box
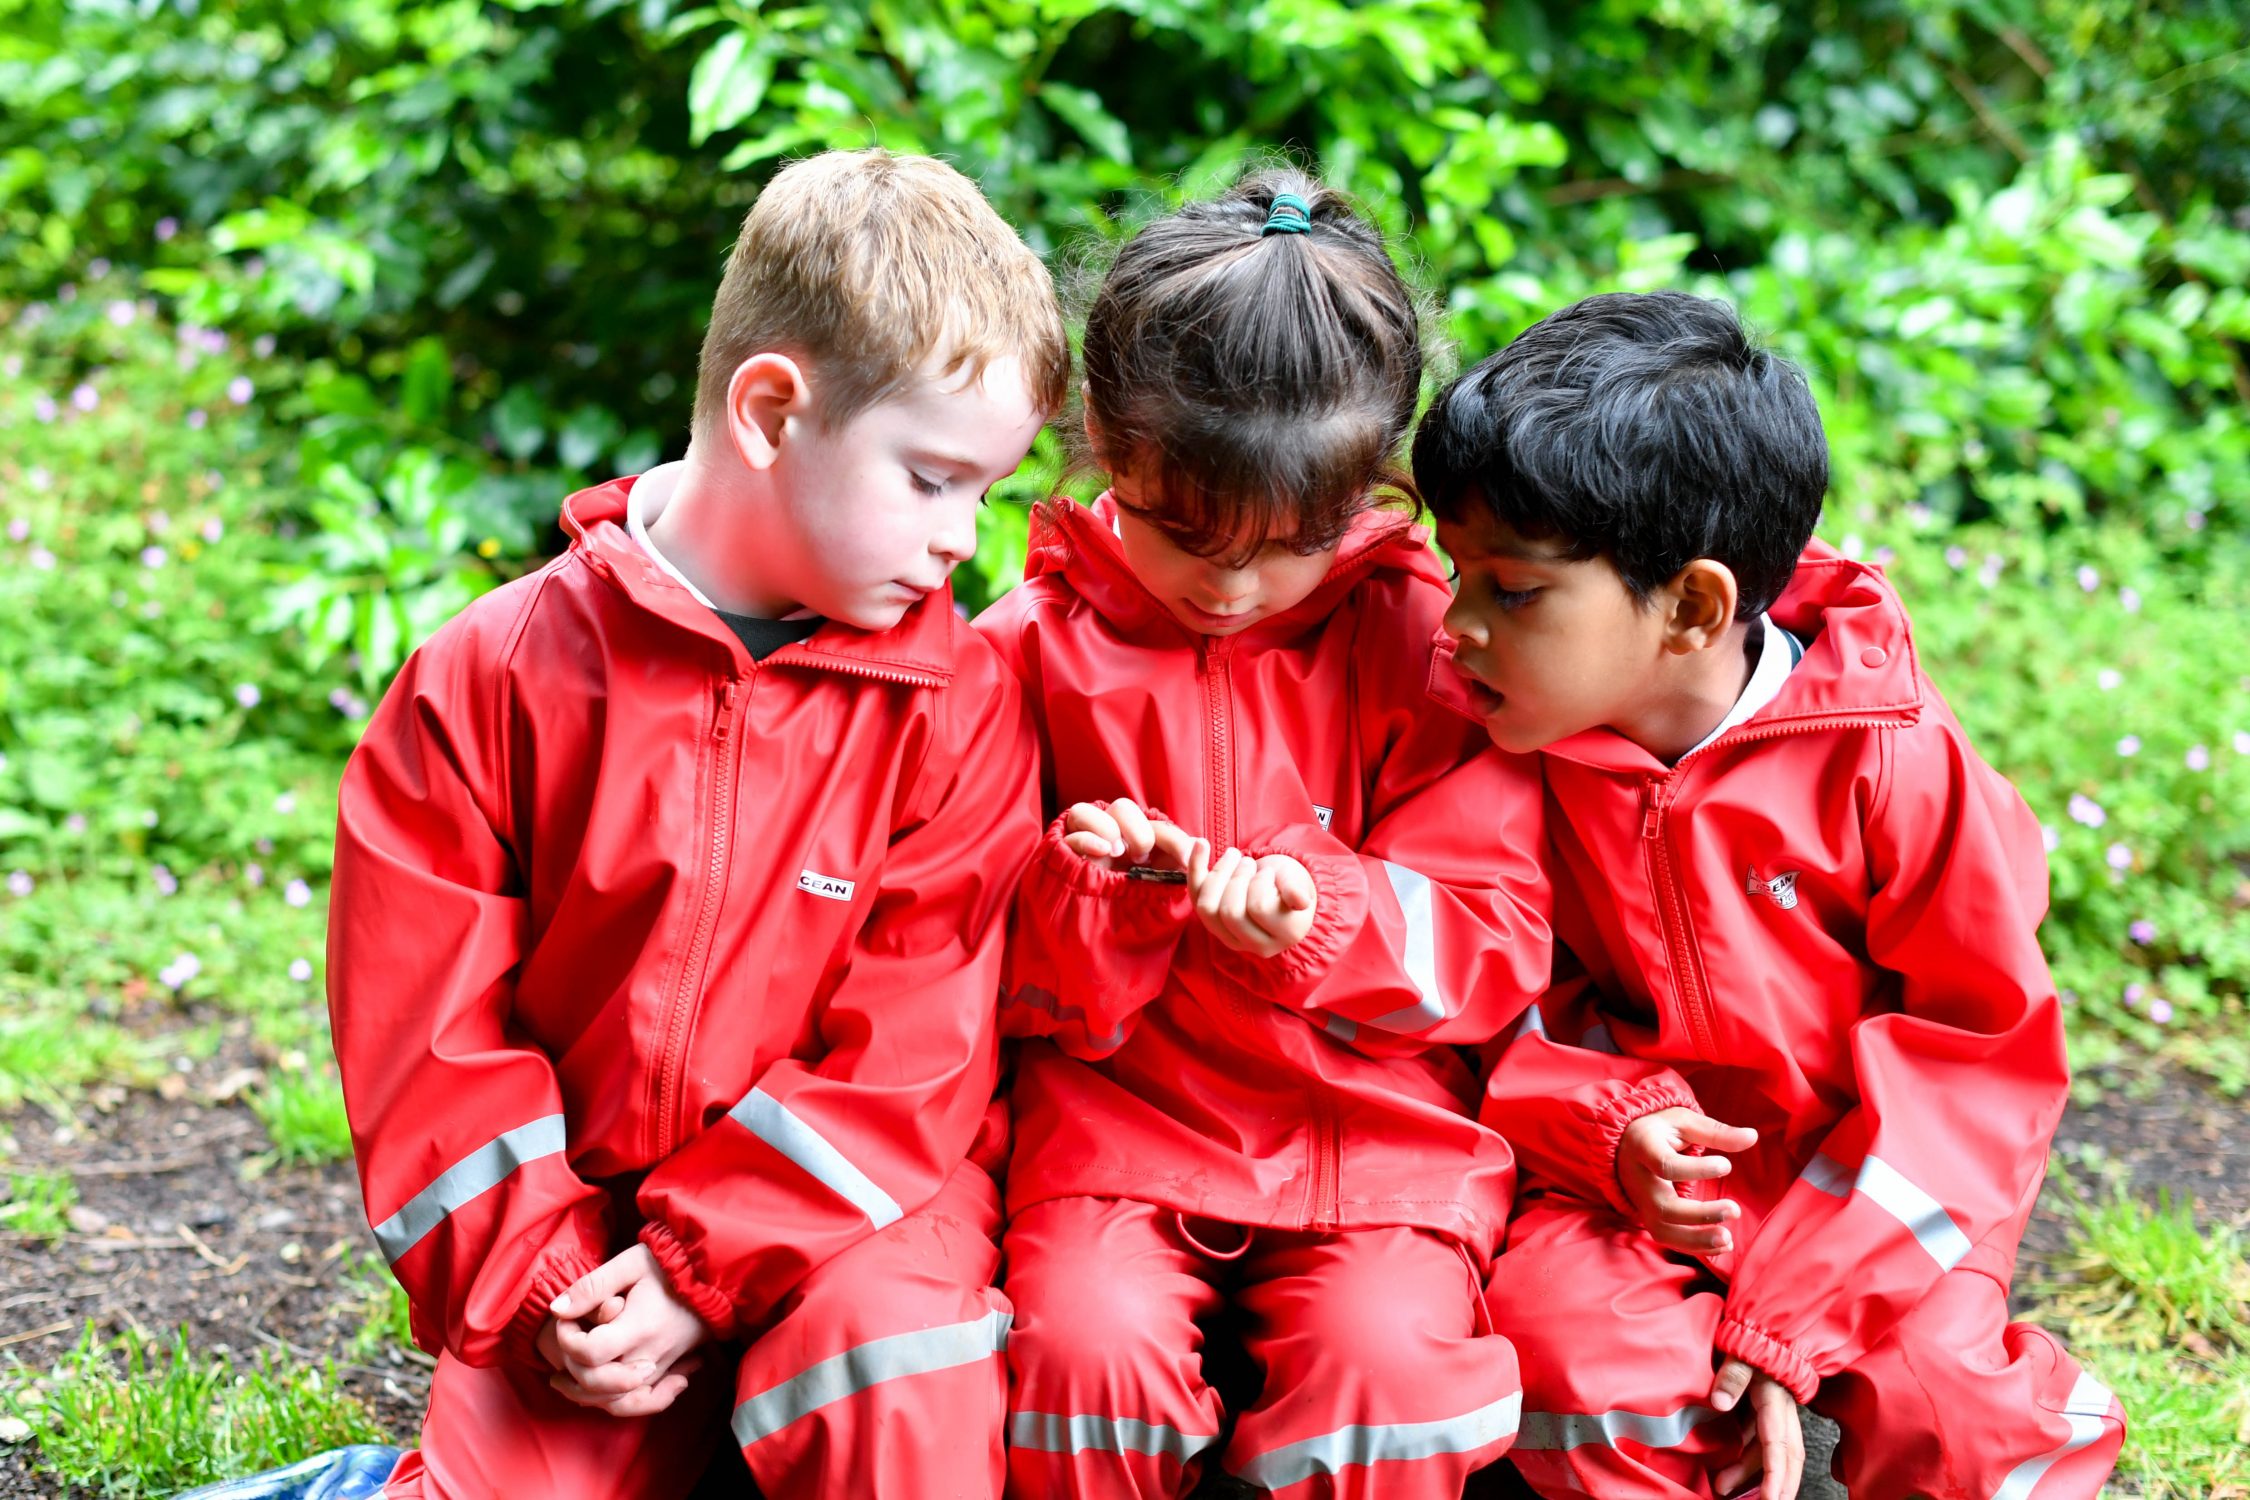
[1,1037,2240,1498]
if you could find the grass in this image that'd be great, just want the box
[6,1325,392,1499]
[0,1169,77,1239]
[250,1068,355,1167]
[2028,1180,2250,1498]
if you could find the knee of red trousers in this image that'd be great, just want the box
[1820,1271,2125,1500]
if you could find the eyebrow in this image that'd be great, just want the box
[905,448,989,474]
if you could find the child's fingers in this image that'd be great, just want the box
[1652,1191,1740,1227]
[1110,800,1158,863]
[1709,1357,1756,1413]
[594,1294,626,1326]
[1753,1382,1803,1500]
[1656,1148,1736,1183]
[1647,1217,1733,1256]
[1218,854,1259,942]
[1186,836,1213,891]
[601,1369,694,1420]
[1193,848,1244,917]
[563,1354,660,1396]
[1675,1113,1759,1154]
[1145,820,1199,871]
[551,1244,651,1320]
[1063,830,1119,859]
[1268,857,1315,912]
[1062,804,1124,858]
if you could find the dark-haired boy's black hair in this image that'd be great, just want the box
[1411,291,1828,617]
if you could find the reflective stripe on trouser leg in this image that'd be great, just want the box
[1235,1393,1523,1491]
[1009,1412,1219,1467]
[732,1308,1012,1448]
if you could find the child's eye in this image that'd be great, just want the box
[1494,587,1540,611]
[910,472,946,497]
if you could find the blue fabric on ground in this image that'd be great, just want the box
[172,1445,405,1499]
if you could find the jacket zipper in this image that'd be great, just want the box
[655,678,740,1159]
[1635,712,1911,1065]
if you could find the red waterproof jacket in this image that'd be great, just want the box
[1481,543,2067,1402]
[975,494,1552,1258]
[329,475,1039,1370]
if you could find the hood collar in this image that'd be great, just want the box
[560,476,959,686]
[1541,540,1923,773]
[1022,491,1447,645]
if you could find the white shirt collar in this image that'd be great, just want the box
[1685,613,1803,757]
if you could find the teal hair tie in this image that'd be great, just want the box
[1261,193,1313,236]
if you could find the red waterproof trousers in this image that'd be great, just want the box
[383,1164,1010,1500]
[1491,1195,2124,1500]
[1004,1196,1521,1499]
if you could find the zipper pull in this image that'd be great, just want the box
[716,681,737,737]
[1640,778,1664,840]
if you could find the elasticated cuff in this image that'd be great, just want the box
[639,1219,742,1342]
[1591,1075,1703,1218]
[501,1240,609,1370]
[1714,1313,1822,1405]
[1031,814,1195,931]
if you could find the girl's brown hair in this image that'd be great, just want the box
[1079,167,1424,565]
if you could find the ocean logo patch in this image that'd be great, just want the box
[798,870,856,902]
[1745,868,1801,911]
[1314,805,1334,831]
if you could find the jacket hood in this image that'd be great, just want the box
[1023,491,1450,646]
[560,474,964,685]
[1543,539,1924,773]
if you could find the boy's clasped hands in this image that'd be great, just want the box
[1061,799,1316,957]
[1619,1108,1802,1500]
[537,1246,709,1419]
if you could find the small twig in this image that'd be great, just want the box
[0,1320,73,1349]
[177,1222,250,1276]
[0,1292,57,1312]
[1545,169,1729,206]
[1943,62,2031,163]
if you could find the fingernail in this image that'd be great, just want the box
[1716,1233,1732,1251]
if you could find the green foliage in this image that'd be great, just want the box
[7,1325,390,1498]
[0,1169,77,1240]
[251,1068,357,1167]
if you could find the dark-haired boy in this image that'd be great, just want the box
[1416,292,2123,1500]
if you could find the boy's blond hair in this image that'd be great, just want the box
[695,149,1069,436]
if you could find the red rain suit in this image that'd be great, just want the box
[975,494,1551,1499]
[329,475,1039,1499]
[1480,545,2124,1499]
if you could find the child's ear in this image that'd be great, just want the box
[1660,558,1742,655]
[724,352,810,472]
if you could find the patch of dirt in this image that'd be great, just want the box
[0,1048,2238,1497]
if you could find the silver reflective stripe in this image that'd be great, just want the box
[1800,1152,1854,1198]
[1511,1005,1547,1043]
[1579,1022,1620,1055]
[1855,1155,1973,1269]
[371,1114,569,1264]
[1322,1014,1359,1043]
[732,1308,1011,1447]
[730,1087,903,1230]
[1990,1374,2114,1500]
[1236,1392,1520,1488]
[1009,1412,1216,1463]
[1516,1403,1720,1452]
[1368,862,1447,1032]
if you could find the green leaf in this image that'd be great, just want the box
[1038,84,1130,164]
[688,30,776,145]
[401,338,452,427]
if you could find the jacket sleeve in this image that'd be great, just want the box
[1193,598,1553,1052]
[1475,958,1702,1216]
[632,664,1043,1337]
[994,812,1194,1058]
[328,604,614,1371]
[1713,711,2069,1402]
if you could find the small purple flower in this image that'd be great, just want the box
[146,510,170,536]
[28,546,56,571]
[26,467,49,491]
[289,958,313,983]
[158,951,201,992]
[2097,669,2121,692]
[1839,534,1864,559]
[87,257,110,278]
[273,791,297,815]
[245,862,265,887]
[5,870,32,898]
[233,683,261,709]
[1944,545,1968,570]
[70,383,98,412]
[2123,982,2144,1008]
[284,878,312,908]
[156,217,179,242]
[2129,920,2156,945]
[2117,735,2140,757]
[140,809,158,827]
[200,517,223,544]
[32,395,56,423]
[1906,503,1934,526]
[2119,587,2141,614]
[253,334,275,359]
[2076,565,2100,592]
[63,813,85,835]
[2148,998,2174,1025]
[1873,546,1896,566]
[204,470,223,491]
[2068,794,2106,828]
[327,687,353,712]
[186,408,207,430]
[6,519,27,543]
[140,545,167,569]
[2186,745,2211,771]
[2105,843,2133,872]
[2187,510,2207,532]
[2060,989,2078,1007]
[57,283,75,302]
[227,376,253,406]
[107,300,135,327]
[2040,824,2060,854]
[152,863,178,896]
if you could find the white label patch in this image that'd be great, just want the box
[1313,805,1334,831]
[797,870,856,902]
[1745,868,1801,911]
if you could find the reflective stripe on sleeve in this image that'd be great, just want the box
[1009,1412,1217,1464]
[1800,1152,1973,1270]
[731,1308,1011,1447]
[729,1087,903,1230]
[370,1113,569,1264]
[1510,1005,1547,1043]
[1515,1403,1721,1452]
[1368,862,1447,1033]
[1990,1373,2116,1500]
[1235,1392,1520,1488]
